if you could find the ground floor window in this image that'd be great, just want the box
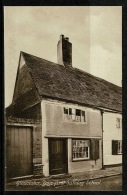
[118,140,122,154]
[72,139,100,161]
[112,140,122,155]
[72,139,90,161]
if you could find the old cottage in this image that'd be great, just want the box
[6,35,122,179]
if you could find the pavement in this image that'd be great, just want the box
[66,166,122,182]
[48,166,122,184]
[6,166,122,190]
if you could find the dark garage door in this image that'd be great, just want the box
[6,125,33,178]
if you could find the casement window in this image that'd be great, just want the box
[116,118,122,128]
[72,139,99,161]
[72,140,90,160]
[64,107,86,122]
[112,140,122,155]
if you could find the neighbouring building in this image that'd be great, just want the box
[103,112,122,166]
[6,35,122,179]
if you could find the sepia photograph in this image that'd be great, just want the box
[4,6,122,191]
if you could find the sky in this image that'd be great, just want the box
[4,6,122,107]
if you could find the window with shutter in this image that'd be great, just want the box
[112,140,122,155]
[72,139,90,161]
[90,139,100,160]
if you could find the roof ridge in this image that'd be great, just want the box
[21,51,63,67]
[74,67,122,89]
[21,51,122,89]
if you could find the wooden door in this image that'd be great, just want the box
[49,139,68,175]
[6,126,33,179]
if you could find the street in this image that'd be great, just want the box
[6,175,122,191]
[55,175,122,191]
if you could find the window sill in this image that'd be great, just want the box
[72,158,90,162]
[63,120,87,124]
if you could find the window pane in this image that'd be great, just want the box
[73,140,76,146]
[81,111,85,122]
[69,108,72,115]
[64,107,68,114]
[72,108,75,114]
[116,118,120,128]
[76,109,81,116]
[72,140,90,160]
[118,140,122,154]
[82,111,85,116]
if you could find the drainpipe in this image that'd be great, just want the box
[101,109,105,169]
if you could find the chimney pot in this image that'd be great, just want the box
[60,34,64,40]
[65,37,69,41]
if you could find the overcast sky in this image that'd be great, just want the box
[4,6,122,107]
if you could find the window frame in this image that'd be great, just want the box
[116,117,122,128]
[72,139,90,162]
[117,140,122,155]
[63,107,87,123]
[112,140,122,155]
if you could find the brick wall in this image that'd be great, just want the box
[33,164,43,177]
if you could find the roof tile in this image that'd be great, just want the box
[22,52,122,112]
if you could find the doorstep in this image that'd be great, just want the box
[49,173,72,180]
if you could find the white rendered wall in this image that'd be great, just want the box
[103,112,122,165]
[41,99,102,175]
[68,138,102,173]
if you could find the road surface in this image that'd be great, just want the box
[55,175,122,191]
[6,175,122,191]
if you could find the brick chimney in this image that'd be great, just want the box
[57,34,72,68]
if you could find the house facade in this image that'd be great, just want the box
[6,35,122,178]
[41,100,102,176]
[103,112,122,166]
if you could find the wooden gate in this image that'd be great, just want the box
[49,138,68,175]
[6,125,33,179]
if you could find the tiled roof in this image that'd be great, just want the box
[22,52,122,112]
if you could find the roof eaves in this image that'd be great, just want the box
[41,94,122,113]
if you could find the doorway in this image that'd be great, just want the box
[48,138,68,175]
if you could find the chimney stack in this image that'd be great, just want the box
[57,34,72,68]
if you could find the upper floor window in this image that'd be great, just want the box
[116,117,122,128]
[64,107,86,122]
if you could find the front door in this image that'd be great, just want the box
[49,138,68,175]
